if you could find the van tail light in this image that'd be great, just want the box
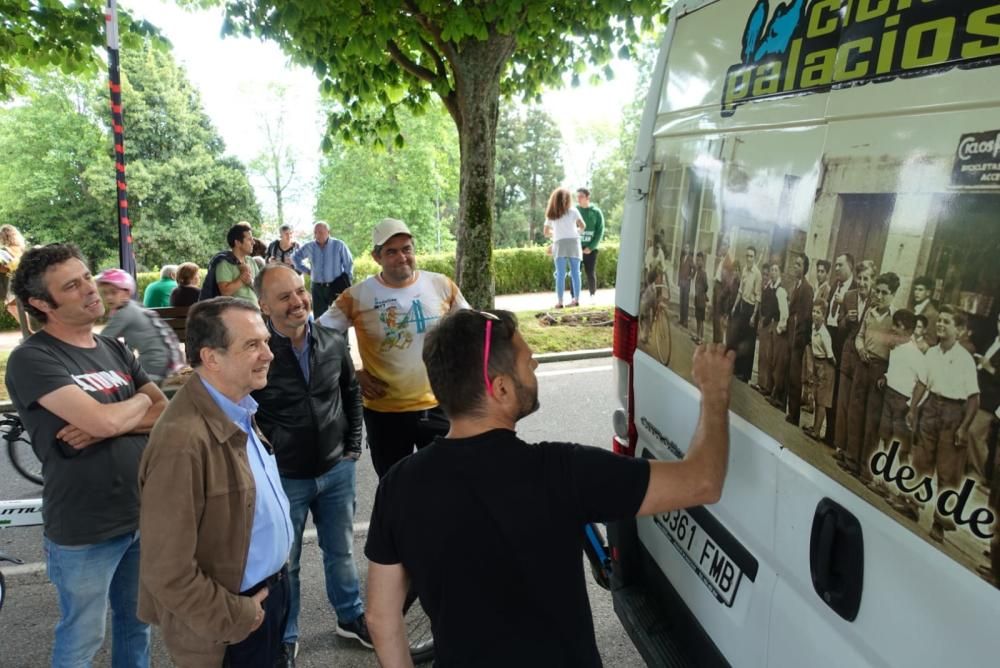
[613,307,638,364]
[613,308,638,457]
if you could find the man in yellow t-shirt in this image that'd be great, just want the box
[318,218,469,477]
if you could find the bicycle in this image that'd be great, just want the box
[0,498,43,614]
[1,412,41,485]
[0,550,25,612]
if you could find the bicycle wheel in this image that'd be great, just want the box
[3,417,42,485]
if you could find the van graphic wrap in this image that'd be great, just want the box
[722,0,1000,115]
[639,3,1000,587]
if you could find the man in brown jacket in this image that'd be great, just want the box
[138,297,294,667]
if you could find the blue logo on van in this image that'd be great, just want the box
[722,0,1000,116]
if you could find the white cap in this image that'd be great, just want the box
[372,218,412,247]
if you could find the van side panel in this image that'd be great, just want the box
[618,0,1000,665]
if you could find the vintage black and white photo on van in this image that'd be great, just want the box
[638,124,1000,587]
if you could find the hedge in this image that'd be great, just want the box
[0,244,618,330]
[353,243,618,295]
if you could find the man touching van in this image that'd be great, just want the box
[365,310,734,667]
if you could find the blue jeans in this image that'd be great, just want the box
[44,531,150,668]
[554,256,581,304]
[280,459,363,643]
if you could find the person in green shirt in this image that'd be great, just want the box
[576,188,605,298]
[215,222,260,305]
[142,265,178,308]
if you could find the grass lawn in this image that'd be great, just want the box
[516,306,613,354]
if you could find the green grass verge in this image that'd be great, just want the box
[516,307,613,354]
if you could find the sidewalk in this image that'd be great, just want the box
[0,289,618,354]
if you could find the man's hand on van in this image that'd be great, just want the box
[691,343,735,404]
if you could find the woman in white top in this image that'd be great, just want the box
[543,187,586,308]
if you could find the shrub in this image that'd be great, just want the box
[352,244,618,294]
[0,245,618,330]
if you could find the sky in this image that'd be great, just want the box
[122,0,641,234]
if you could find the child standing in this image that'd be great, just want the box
[876,310,926,515]
[804,299,836,440]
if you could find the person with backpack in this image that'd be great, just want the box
[96,269,185,384]
[200,222,260,304]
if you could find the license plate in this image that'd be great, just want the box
[654,508,745,607]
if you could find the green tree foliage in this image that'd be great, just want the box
[494,105,564,247]
[313,103,459,258]
[0,40,260,272]
[589,33,662,236]
[214,0,663,308]
[116,39,261,268]
[0,77,113,269]
[0,0,157,97]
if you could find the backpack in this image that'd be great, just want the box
[198,251,239,301]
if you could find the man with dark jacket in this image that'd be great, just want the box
[784,253,815,425]
[252,263,369,665]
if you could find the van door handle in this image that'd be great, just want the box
[809,498,864,622]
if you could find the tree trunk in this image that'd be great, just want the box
[448,36,515,310]
[273,161,285,227]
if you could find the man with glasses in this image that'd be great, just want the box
[364,309,734,666]
[318,218,469,478]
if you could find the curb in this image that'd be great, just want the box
[534,348,612,363]
[0,522,374,579]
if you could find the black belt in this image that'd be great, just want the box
[313,281,334,286]
[928,392,964,405]
[241,565,287,596]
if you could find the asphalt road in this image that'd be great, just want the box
[0,357,644,667]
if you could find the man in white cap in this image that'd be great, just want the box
[319,218,469,477]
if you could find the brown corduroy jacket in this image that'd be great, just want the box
[137,373,261,668]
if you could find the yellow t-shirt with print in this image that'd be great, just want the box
[318,270,468,412]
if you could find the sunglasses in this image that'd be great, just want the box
[475,310,501,397]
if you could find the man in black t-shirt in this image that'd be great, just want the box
[364,309,734,667]
[4,244,167,667]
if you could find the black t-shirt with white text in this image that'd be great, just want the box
[365,429,650,667]
[5,331,150,545]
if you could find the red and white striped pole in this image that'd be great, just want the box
[104,0,137,277]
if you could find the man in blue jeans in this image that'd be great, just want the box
[252,264,370,666]
[5,243,167,667]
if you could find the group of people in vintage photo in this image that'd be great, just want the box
[643,238,999,574]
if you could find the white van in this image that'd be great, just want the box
[609,1,1000,665]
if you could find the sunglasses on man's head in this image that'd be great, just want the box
[474,310,501,397]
